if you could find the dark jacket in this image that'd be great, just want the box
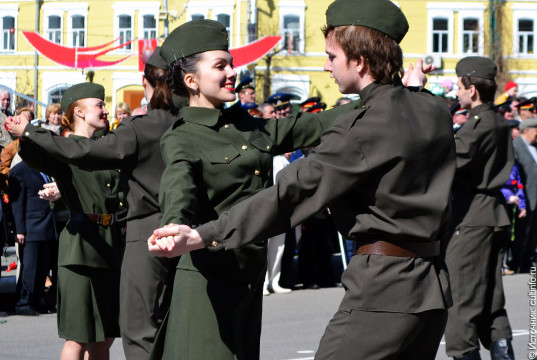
[9,161,55,242]
[514,136,537,211]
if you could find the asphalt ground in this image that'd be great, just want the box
[0,263,532,360]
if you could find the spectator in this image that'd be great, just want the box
[257,102,276,119]
[110,102,131,131]
[495,81,518,106]
[0,90,15,148]
[512,118,537,273]
[40,103,63,135]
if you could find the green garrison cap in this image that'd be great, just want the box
[325,0,409,44]
[160,19,229,65]
[456,56,497,81]
[146,46,168,70]
[60,83,105,112]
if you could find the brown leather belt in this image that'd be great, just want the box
[355,240,440,258]
[69,212,117,227]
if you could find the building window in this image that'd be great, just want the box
[118,14,132,50]
[278,1,305,55]
[71,15,85,47]
[432,17,449,53]
[49,86,69,104]
[462,18,479,54]
[142,14,156,40]
[216,13,230,36]
[518,19,534,55]
[2,16,15,51]
[47,15,62,44]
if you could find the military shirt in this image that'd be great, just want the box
[452,103,513,227]
[160,101,361,283]
[19,108,178,221]
[196,82,456,312]
[19,135,123,269]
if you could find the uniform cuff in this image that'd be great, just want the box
[196,222,225,251]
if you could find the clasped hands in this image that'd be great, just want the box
[5,110,31,137]
[147,223,205,257]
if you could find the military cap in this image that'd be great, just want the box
[307,102,327,113]
[268,93,298,109]
[325,0,409,44]
[241,102,258,110]
[508,119,521,129]
[61,83,105,112]
[493,99,513,113]
[520,118,537,132]
[456,56,497,80]
[516,98,536,111]
[236,76,255,93]
[160,19,229,65]
[146,46,168,70]
[300,97,321,111]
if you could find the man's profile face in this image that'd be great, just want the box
[1,92,10,110]
[456,78,472,109]
[239,89,256,104]
[323,33,360,94]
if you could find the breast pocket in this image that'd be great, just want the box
[249,133,274,154]
[203,145,241,165]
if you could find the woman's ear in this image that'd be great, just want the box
[73,105,84,120]
[184,73,199,93]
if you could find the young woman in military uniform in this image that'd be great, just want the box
[150,2,455,359]
[146,19,372,360]
[13,83,123,359]
[6,49,181,360]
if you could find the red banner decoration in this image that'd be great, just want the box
[23,31,282,70]
[230,35,282,67]
[22,31,133,68]
[138,38,159,72]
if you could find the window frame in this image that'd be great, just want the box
[115,12,134,52]
[513,4,537,58]
[278,1,306,55]
[46,14,63,45]
[458,8,485,56]
[67,4,88,48]
[0,4,18,53]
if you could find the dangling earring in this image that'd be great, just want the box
[193,87,199,96]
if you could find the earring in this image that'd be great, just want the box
[194,88,199,95]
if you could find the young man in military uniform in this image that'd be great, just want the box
[444,56,515,360]
[149,0,456,358]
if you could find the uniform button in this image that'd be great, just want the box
[266,146,270,150]
[24,131,30,136]
[474,115,479,119]
[254,170,260,176]
[119,202,123,206]
[107,183,111,188]
[362,105,366,109]
[242,145,248,150]
[211,240,218,247]
[224,124,230,129]
[224,157,230,162]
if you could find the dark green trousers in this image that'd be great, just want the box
[315,308,447,359]
[445,226,513,358]
[120,233,178,360]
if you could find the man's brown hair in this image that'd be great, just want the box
[321,25,404,85]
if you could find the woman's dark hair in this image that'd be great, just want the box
[321,24,404,85]
[166,54,202,98]
[144,63,174,111]
[460,76,497,104]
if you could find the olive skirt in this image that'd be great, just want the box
[57,265,120,343]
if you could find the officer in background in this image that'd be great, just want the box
[444,56,515,360]
[268,93,296,118]
[230,76,256,109]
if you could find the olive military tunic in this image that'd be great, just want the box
[194,83,456,359]
[152,101,362,360]
[18,135,123,343]
[18,108,179,359]
[444,103,514,357]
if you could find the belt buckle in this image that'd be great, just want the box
[98,214,112,226]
